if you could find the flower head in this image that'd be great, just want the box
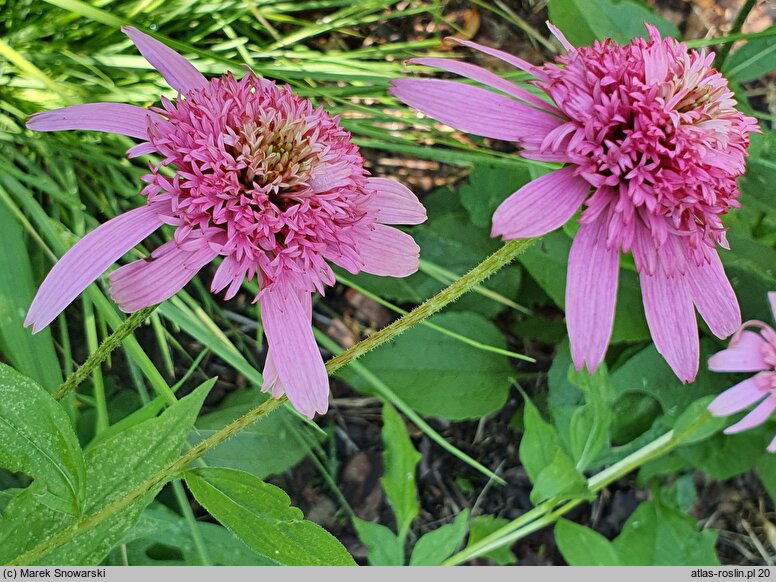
[708,293,776,453]
[391,23,758,382]
[25,27,426,417]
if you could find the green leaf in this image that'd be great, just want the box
[341,312,512,419]
[0,380,212,565]
[352,518,404,566]
[519,396,590,504]
[612,499,719,565]
[196,387,317,478]
[458,163,531,228]
[611,341,730,420]
[381,402,421,537]
[184,467,355,566]
[672,396,728,445]
[0,204,62,391]
[464,516,517,565]
[755,454,776,506]
[723,26,776,83]
[678,430,768,480]
[103,503,273,566]
[547,0,678,46]
[0,364,84,515]
[566,365,613,469]
[555,519,621,566]
[409,509,469,566]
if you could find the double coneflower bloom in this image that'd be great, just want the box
[25,27,426,417]
[392,24,758,383]
[26,23,760,421]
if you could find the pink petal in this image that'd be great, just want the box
[566,216,619,372]
[366,178,427,226]
[24,204,166,333]
[308,161,353,193]
[108,239,217,312]
[357,224,420,277]
[639,269,699,382]
[708,376,767,416]
[686,250,740,339]
[724,394,776,434]
[259,286,328,418]
[767,434,776,453]
[26,103,161,140]
[447,38,547,80]
[491,166,589,239]
[769,292,776,323]
[389,78,560,142]
[407,57,558,113]
[708,330,769,373]
[127,142,157,158]
[546,22,575,52]
[122,26,208,94]
[211,255,246,301]
[261,353,284,399]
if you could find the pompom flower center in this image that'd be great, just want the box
[535,28,757,266]
[142,72,376,292]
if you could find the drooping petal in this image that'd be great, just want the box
[26,103,161,140]
[447,37,547,80]
[707,330,769,373]
[724,394,776,434]
[686,249,740,338]
[389,78,562,142]
[768,434,776,453]
[708,376,767,416]
[639,269,699,382]
[356,224,420,277]
[406,57,558,113]
[365,178,426,225]
[259,286,328,418]
[546,22,575,52]
[25,204,166,333]
[122,26,208,94]
[566,216,619,372]
[211,255,246,301]
[491,166,589,239]
[261,353,284,399]
[108,239,217,312]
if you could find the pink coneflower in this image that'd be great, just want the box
[391,23,758,382]
[25,27,426,417]
[708,293,776,452]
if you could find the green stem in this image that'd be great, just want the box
[713,0,758,69]
[9,238,533,566]
[443,431,677,565]
[325,239,533,375]
[53,305,159,402]
[83,299,108,435]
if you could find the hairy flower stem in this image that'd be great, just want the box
[10,238,533,565]
[325,238,534,374]
[713,0,757,69]
[53,305,159,401]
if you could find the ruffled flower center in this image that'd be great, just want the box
[534,26,757,268]
[141,72,376,292]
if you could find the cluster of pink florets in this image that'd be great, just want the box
[532,26,758,272]
[141,72,376,295]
